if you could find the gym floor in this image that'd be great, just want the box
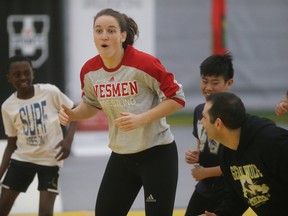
[5,124,284,215]
[59,126,194,212]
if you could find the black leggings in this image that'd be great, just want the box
[95,142,178,216]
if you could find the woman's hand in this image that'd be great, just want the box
[114,112,143,131]
[59,104,72,126]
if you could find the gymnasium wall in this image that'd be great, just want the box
[1,0,287,138]
[64,0,288,111]
[155,0,288,111]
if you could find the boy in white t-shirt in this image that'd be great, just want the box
[0,55,77,215]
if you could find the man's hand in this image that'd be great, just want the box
[198,211,217,216]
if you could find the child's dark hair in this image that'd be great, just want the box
[200,52,234,82]
[7,55,33,73]
[94,8,139,49]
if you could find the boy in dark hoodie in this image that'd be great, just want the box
[199,92,288,216]
[184,53,234,216]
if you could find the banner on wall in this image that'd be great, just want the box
[7,15,50,68]
[0,0,65,139]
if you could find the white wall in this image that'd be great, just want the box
[63,0,288,111]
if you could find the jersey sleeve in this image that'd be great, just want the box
[1,105,17,137]
[81,72,102,109]
[48,84,74,109]
[141,57,186,107]
[79,58,103,110]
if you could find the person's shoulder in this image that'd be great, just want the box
[36,83,58,90]
[125,46,158,63]
[193,103,205,121]
[1,93,16,109]
[82,55,102,72]
[123,46,165,75]
[195,103,205,110]
[194,103,205,113]
[36,83,62,94]
[246,114,275,127]
[84,55,101,65]
[240,114,277,144]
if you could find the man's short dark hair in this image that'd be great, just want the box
[206,92,246,129]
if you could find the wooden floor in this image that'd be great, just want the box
[10,208,256,216]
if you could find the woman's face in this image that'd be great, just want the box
[93,15,127,60]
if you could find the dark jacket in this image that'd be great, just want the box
[215,114,288,216]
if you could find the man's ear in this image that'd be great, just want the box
[215,117,223,130]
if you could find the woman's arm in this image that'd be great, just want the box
[114,99,183,131]
[140,99,183,124]
[59,101,100,126]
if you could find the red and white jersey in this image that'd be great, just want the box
[1,84,74,167]
[80,45,185,153]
